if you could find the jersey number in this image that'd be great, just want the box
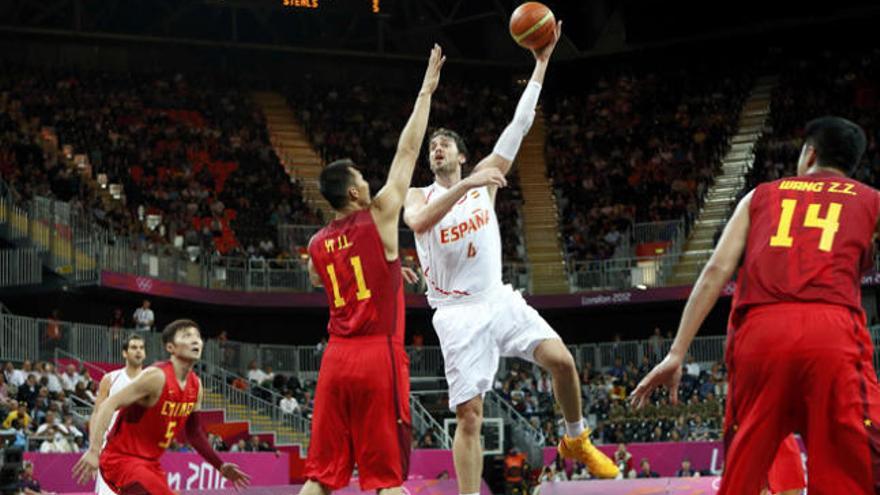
[158,421,177,448]
[326,256,372,308]
[769,199,842,252]
[467,242,477,258]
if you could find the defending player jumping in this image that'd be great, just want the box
[298,45,445,495]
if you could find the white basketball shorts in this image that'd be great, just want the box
[432,284,561,411]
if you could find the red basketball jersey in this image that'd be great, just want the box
[731,171,880,323]
[103,361,200,461]
[308,209,405,340]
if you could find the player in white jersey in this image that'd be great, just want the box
[92,334,146,495]
[403,22,618,495]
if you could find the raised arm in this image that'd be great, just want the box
[472,21,562,202]
[403,168,507,234]
[371,45,445,234]
[92,373,112,412]
[73,367,166,484]
[630,190,753,408]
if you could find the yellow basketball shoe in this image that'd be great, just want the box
[557,428,619,479]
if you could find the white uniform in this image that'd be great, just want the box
[96,367,142,495]
[414,182,559,410]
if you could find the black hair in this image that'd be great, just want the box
[161,319,201,346]
[803,116,867,175]
[123,333,145,352]
[319,159,357,210]
[430,128,469,162]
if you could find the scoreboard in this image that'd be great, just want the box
[281,0,381,13]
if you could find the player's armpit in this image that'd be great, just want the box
[307,258,323,287]
[93,373,112,411]
[705,190,752,276]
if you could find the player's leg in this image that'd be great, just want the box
[802,308,880,494]
[719,311,797,495]
[298,480,332,495]
[493,287,616,478]
[432,302,499,495]
[454,396,485,494]
[352,343,411,492]
[301,343,355,493]
[766,435,805,495]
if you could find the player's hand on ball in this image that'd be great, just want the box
[420,44,446,95]
[71,449,100,485]
[629,353,683,409]
[401,266,420,285]
[220,462,251,490]
[532,20,562,62]
[466,167,507,189]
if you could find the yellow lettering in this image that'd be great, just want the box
[324,239,335,253]
[338,235,353,251]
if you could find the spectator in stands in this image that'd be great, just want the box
[110,308,126,345]
[208,433,227,452]
[4,361,25,388]
[301,390,314,418]
[637,458,659,478]
[72,381,93,404]
[279,389,300,415]
[60,363,82,393]
[133,299,155,332]
[7,419,29,450]
[246,361,268,384]
[16,374,38,409]
[230,439,247,452]
[43,310,63,361]
[647,327,664,363]
[614,443,634,476]
[34,411,61,437]
[0,374,11,410]
[17,461,44,494]
[2,402,30,429]
[676,458,697,477]
[38,427,74,453]
[42,363,63,395]
[609,358,625,379]
[682,355,701,388]
[246,435,261,452]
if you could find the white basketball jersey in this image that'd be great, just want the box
[414,183,503,308]
[103,368,141,447]
[96,367,142,495]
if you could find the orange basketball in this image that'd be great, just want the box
[509,2,556,50]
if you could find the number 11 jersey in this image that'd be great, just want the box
[309,209,404,340]
[732,171,880,320]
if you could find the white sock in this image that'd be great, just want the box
[566,418,585,438]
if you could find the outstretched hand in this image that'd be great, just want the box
[220,462,251,490]
[628,353,683,409]
[402,266,421,285]
[466,167,507,189]
[532,20,562,63]
[71,449,99,485]
[420,44,446,94]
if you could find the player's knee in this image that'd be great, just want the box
[544,348,576,376]
[456,401,483,436]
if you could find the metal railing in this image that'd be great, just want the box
[410,395,452,449]
[0,248,42,287]
[633,220,684,245]
[568,253,681,291]
[484,390,545,465]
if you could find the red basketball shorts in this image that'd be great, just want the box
[305,336,411,491]
[767,434,804,493]
[720,303,880,495]
[99,451,173,495]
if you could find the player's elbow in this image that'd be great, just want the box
[512,110,535,134]
[700,261,735,286]
[405,215,429,235]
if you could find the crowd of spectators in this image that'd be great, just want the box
[287,79,527,261]
[745,49,880,196]
[544,67,753,262]
[0,67,319,262]
[493,351,725,448]
[0,360,94,454]
[238,359,316,420]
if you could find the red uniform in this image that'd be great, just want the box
[306,209,411,491]
[767,435,805,493]
[99,361,200,495]
[721,171,880,494]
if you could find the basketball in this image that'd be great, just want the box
[509,2,556,50]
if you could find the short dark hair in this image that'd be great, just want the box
[430,128,469,162]
[319,159,356,210]
[803,116,867,175]
[123,333,145,352]
[161,319,201,346]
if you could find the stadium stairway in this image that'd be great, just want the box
[667,75,778,286]
[519,110,570,294]
[252,92,334,222]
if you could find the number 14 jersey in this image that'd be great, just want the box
[732,171,880,318]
